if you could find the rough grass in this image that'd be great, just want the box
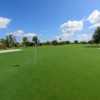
[0,45,100,100]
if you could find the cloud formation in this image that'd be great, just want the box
[57,9,100,41]
[8,30,24,37]
[8,30,37,37]
[76,33,92,41]
[23,33,37,37]
[87,10,100,28]
[60,20,84,34]
[0,17,11,28]
[7,30,37,42]
[56,33,73,42]
[57,20,84,41]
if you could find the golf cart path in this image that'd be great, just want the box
[0,49,22,54]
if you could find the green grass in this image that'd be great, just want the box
[0,45,100,100]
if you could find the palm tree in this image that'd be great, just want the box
[22,37,28,47]
[32,36,39,46]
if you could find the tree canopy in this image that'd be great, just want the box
[93,27,100,43]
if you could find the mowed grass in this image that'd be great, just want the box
[0,45,100,100]
[0,48,33,100]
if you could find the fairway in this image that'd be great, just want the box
[0,45,100,100]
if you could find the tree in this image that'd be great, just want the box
[0,38,7,49]
[32,36,39,46]
[5,34,16,48]
[88,40,93,44]
[52,40,58,45]
[44,41,51,45]
[0,38,6,44]
[22,37,29,47]
[65,41,71,44]
[80,41,87,44]
[93,27,100,43]
[74,40,79,44]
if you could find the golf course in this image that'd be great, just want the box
[0,45,100,100]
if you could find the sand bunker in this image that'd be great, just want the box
[0,49,22,54]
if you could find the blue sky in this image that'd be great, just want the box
[0,0,100,41]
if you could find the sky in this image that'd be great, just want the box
[0,0,100,42]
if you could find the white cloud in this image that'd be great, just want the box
[60,20,84,34]
[87,10,100,28]
[89,23,100,29]
[8,30,24,37]
[0,17,11,28]
[56,33,92,42]
[8,30,37,37]
[56,33,74,42]
[56,9,100,42]
[76,33,92,41]
[23,33,37,41]
[23,33,37,42]
[57,20,84,41]
[7,30,38,42]
[23,33,37,37]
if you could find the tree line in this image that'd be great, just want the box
[0,27,100,49]
[0,35,39,49]
[41,27,100,46]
